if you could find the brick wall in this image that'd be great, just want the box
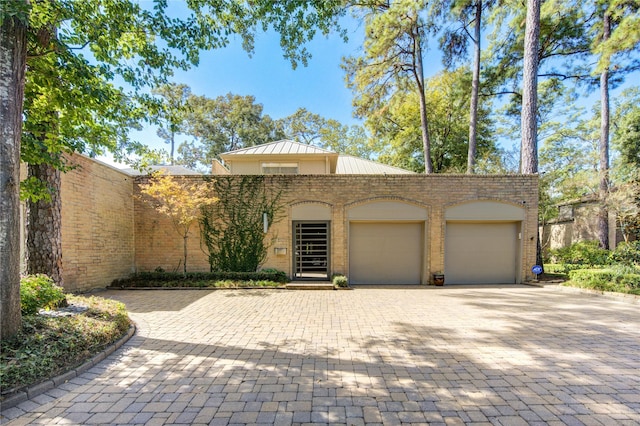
[60,155,135,291]
[133,176,210,273]
[20,159,537,289]
[134,174,539,283]
[20,154,135,292]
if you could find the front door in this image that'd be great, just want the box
[293,221,330,280]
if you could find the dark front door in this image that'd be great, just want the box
[293,221,329,280]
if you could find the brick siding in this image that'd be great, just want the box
[134,174,539,283]
[20,155,538,289]
[20,154,135,291]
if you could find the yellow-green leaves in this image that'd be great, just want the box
[139,172,217,235]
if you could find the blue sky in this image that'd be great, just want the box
[101,6,637,169]
[119,16,370,164]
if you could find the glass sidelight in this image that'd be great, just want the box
[293,221,330,280]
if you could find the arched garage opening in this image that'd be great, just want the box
[445,201,524,284]
[348,201,427,285]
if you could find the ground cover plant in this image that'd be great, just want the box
[110,270,289,289]
[0,278,131,395]
[546,241,640,295]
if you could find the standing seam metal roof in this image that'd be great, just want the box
[336,155,415,175]
[222,139,336,156]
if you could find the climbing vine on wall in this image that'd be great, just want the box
[200,176,285,272]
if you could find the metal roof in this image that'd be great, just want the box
[336,155,415,175]
[219,139,414,175]
[221,140,336,156]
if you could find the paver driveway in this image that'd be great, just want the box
[2,286,639,425]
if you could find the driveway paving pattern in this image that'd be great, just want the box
[2,286,639,425]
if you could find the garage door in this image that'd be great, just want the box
[349,222,422,285]
[445,222,518,284]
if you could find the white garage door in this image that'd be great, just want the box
[349,222,422,285]
[445,222,518,284]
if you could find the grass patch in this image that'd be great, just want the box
[0,295,131,394]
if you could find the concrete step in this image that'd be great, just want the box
[286,282,335,290]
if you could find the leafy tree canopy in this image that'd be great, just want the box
[369,68,497,173]
[177,93,285,171]
[280,107,373,158]
[14,0,347,196]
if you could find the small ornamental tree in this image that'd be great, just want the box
[139,172,217,276]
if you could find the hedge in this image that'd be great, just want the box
[568,268,640,295]
[111,270,290,288]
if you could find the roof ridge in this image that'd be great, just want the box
[223,139,337,155]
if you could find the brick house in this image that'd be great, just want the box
[21,140,539,291]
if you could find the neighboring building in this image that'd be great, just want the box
[540,196,622,254]
[20,141,539,291]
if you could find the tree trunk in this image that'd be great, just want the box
[170,132,175,165]
[183,234,188,277]
[415,28,433,174]
[467,0,482,174]
[520,0,540,175]
[0,6,28,339]
[521,0,543,271]
[597,12,611,250]
[26,163,64,285]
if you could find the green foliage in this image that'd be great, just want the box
[19,0,346,198]
[610,241,640,266]
[178,93,285,170]
[111,270,289,287]
[19,274,66,316]
[152,83,191,163]
[111,269,289,288]
[280,107,373,158]
[332,274,349,288]
[549,241,611,266]
[343,0,444,172]
[371,68,497,173]
[543,263,588,275]
[567,268,640,295]
[0,295,130,391]
[613,88,640,168]
[201,176,285,273]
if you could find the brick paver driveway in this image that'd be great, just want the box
[2,286,639,425]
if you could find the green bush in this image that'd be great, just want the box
[549,241,611,266]
[111,270,290,288]
[1,295,130,391]
[610,241,640,266]
[332,274,349,287]
[568,268,640,294]
[20,274,67,315]
[543,263,593,274]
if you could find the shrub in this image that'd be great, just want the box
[20,274,67,315]
[332,274,349,287]
[543,263,590,275]
[610,241,640,266]
[111,270,290,288]
[568,268,640,294]
[549,241,611,266]
[1,295,130,391]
